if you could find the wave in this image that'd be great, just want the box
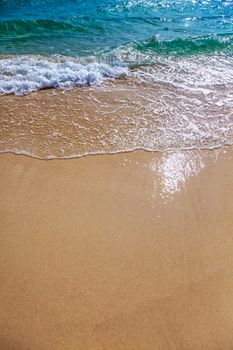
[0,19,85,38]
[1,42,233,95]
[1,52,233,157]
[1,71,232,158]
[127,35,233,57]
[0,57,128,95]
[1,18,233,55]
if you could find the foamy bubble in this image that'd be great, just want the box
[0,57,128,95]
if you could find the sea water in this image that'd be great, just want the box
[0,0,233,157]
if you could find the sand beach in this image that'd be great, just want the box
[1,0,233,348]
[0,146,233,349]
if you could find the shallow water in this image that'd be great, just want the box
[1,81,232,158]
[0,0,233,157]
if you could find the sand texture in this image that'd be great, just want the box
[0,147,233,349]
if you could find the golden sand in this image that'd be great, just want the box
[0,147,233,349]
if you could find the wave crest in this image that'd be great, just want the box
[0,19,85,37]
[0,57,128,95]
[128,35,233,57]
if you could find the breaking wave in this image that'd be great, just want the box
[0,57,128,95]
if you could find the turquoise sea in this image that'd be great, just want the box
[1,0,233,91]
[0,0,233,157]
[1,0,233,56]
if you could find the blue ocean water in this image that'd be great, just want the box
[0,0,233,57]
[1,0,233,95]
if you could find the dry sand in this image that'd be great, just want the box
[0,147,233,349]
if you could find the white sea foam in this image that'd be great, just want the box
[1,53,233,159]
[0,57,128,95]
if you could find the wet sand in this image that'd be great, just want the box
[2,82,231,159]
[0,147,233,349]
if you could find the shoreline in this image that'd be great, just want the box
[1,147,233,349]
[2,81,232,160]
[1,143,233,160]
